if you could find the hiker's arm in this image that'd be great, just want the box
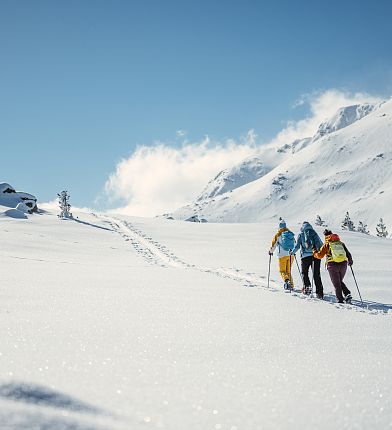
[269,231,282,255]
[343,243,353,266]
[292,235,301,254]
[313,243,327,259]
[271,232,280,251]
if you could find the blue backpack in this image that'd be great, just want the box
[303,229,314,251]
[304,228,322,251]
[280,230,295,251]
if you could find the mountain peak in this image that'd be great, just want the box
[313,103,380,141]
[171,99,392,228]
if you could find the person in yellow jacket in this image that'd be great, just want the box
[269,219,295,290]
[313,229,353,303]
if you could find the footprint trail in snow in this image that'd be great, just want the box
[101,215,390,315]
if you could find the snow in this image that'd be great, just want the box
[313,103,380,140]
[197,156,272,201]
[1,211,391,429]
[0,183,16,194]
[0,183,38,215]
[172,100,392,230]
[1,207,28,219]
[15,203,32,214]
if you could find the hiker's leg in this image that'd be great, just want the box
[312,257,323,296]
[328,263,344,303]
[279,256,290,283]
[341,263,350,296]
[341,282,351,296]
[301,256,312,289]
[339,262,349,296]
[289,255,294,288]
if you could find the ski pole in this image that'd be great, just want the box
[350,266,364,306]
[294,253,305,290]
[267,253,272,289]
[288,251,292,290]
[310,259,315,297]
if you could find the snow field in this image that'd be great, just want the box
[0,211,391,429]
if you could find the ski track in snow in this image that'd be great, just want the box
[101,215,391,316]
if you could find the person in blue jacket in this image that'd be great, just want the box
[292,221,324,298]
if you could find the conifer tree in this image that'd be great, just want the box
[376,218,388,238]
[357,221,369,235]
[341,212,355,231]
[315,215,327,227]
[58,190,73,219]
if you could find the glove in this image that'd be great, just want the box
[268,248,273,256]
[348,259,353,266]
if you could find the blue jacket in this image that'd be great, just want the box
[292,222,323,258]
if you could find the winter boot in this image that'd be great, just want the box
[302,285,311,295]
[284,279,292,291]
[344,293,352,304]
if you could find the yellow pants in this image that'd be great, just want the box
[279,256,294,287]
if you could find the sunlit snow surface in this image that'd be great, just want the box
[0,211,391,429]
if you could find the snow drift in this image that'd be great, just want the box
[0,182,38,218]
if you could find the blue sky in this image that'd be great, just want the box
[1,0,392,210]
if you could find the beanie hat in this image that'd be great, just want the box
[279,219,287,229]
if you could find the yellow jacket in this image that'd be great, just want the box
[271,227,291,258]
[313,234,353,264]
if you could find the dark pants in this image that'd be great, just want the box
[302,256,323,296]
[327,261,351,303]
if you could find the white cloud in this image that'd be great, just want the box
[103,89,384,217]
[273,89,383,145]
[40,199,92,214]
[104,135,258,216]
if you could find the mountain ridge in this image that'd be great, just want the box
[171,100,392,230]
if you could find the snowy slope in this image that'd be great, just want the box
[1,211,391,429]
[172,101,392,230]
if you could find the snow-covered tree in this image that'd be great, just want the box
[357,221,369,235]
[58,191,73,219]
[376,218,388,238]
[315,215,327,227]
[341,212,355,231]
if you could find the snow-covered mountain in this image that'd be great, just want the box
[172,100,392,230]
[196,156,272,201]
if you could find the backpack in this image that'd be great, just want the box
[303,229,314,251]
[280,230,295,251]
[329,241,347,263]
